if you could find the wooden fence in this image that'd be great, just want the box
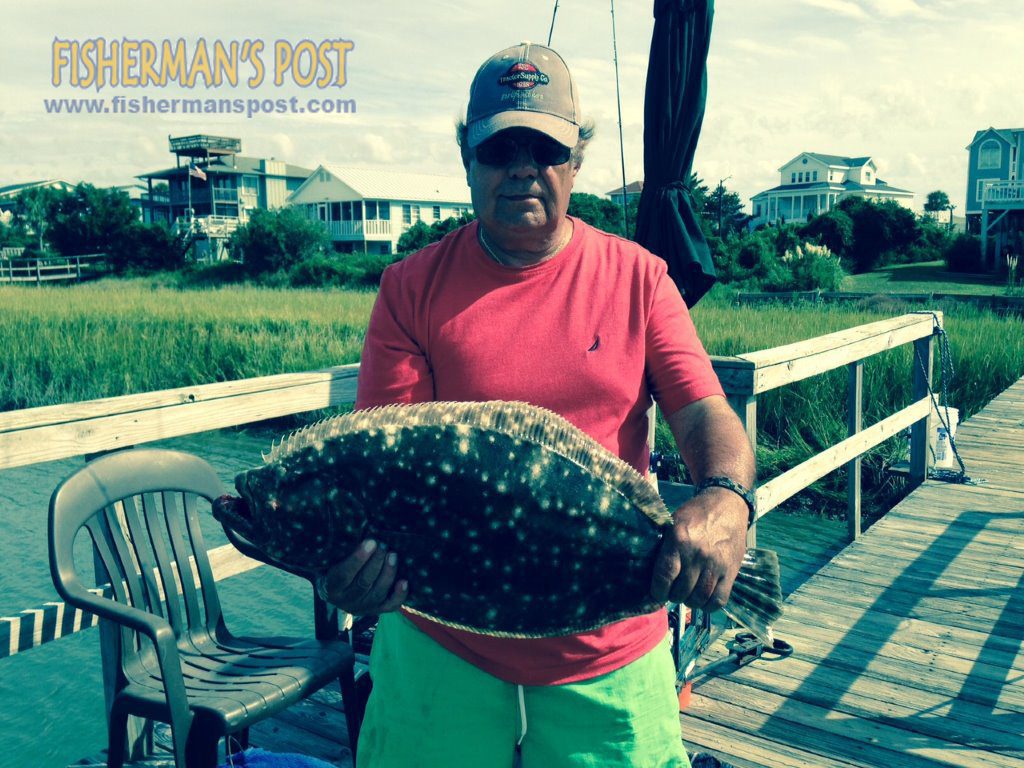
[0,253,106,284]
[0,311,942,660]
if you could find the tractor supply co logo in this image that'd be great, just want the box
[498,62,549,90]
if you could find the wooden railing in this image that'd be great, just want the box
[0,312,942,659]
[0,253,106,284]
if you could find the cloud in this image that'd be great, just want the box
[862,0,936,18]
[799,0,868,20]
[731,39,799,58]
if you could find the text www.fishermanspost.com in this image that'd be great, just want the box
[41,95,357,119]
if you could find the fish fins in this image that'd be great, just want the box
[721,548,783,646]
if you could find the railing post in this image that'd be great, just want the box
[909,335,935,486]
[846,360,863,541]
[75,255,81,281]
[727,393,758,548]
[35,258,41,286]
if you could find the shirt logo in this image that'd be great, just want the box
[587,335,600,352]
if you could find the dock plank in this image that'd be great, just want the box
[681,373,1024,767]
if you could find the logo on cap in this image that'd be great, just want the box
[498,62,549,91]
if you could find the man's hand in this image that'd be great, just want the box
[650,488,747,608]
[652,395,756,608]
[320,539,408,615]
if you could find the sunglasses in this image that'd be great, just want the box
[475,134,572,167]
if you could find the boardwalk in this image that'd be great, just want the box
[680,376,1024,768]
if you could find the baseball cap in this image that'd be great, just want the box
[466,42,581,149]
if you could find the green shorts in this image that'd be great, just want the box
[356,613,691,768]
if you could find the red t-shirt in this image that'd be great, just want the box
[355,217,723,685]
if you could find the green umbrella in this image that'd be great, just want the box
[634,0,717,306]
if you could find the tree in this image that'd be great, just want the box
[228,207,331,275]
[924,190,950,218]
[704,180,747,237]
[16,186,59,252]
[568,193,630,236]
[801,209,854,258]
[396,214,476,254]
[46,183,139,256]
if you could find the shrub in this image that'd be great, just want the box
[228,208,330,275]
[108,223,188,273]
[944,233,983,273]
[800,209,853,258]
[179,260,248,286]
[780,243,846,292]
[288,252,398,289]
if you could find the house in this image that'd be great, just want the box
[137,135,312,260]
[605,180,643,207]
[750,153,913,227]
[965,127,1024,269]
[0,179,77,214]
[288,166,473,254]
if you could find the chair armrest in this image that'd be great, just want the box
[57,581,192,717]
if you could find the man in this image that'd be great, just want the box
[322,42,755,767]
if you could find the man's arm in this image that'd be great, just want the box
[650,395,755,610]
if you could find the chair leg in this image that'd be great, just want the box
[106,701,130,768]
[184,726,221,768]
[340,669,366,759]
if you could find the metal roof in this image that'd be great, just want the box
[804,153,872,167]
[137,156,313,181]
[605,180,644,196]
[318,165,471,204]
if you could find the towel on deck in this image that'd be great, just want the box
[220,747,339,768]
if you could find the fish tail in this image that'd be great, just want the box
[721,548,783,646]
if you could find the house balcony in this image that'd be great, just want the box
[982,181,1024,209]
[173,215,241,239]
[169,188,242,206]
[327,219,393,239]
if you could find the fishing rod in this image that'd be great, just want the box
[610,0,629,238]
[547,0,560,46]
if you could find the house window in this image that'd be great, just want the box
[379,201,391,221]
[812,171,818,181]
[342,201,352,221]
[978,179,992,202]
[366,201,378,220]
[353,201,363,220]
[791,173,796,184]
[402,204,420,225]
[433,205,441,220]
[978,139,1001,170]
[330,202,341,221]
[241,175,258,193]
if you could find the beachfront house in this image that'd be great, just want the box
[750,153,914,227]
[965,127,1024,269]
[288,166,473,254]
[606,180,643,207]
[137,135,312,260]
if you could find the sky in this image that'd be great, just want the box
[0,0,1020,215]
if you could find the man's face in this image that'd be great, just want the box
[467,128,579,246]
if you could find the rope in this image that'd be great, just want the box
[912,312,976,485]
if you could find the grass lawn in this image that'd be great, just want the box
[842,260,1006,295]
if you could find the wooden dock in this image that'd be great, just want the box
[680,375,1024,768]
[18,313,1008,767]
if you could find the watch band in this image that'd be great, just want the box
[694,476,758,528]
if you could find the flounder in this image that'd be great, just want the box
[213,401,782,641]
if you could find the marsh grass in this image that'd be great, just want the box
[3,278,1022,518]
[0,279,376,410]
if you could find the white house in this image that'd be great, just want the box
[288,166,473,254]
[750,153,913,226]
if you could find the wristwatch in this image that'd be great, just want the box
[694,476,758,528]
